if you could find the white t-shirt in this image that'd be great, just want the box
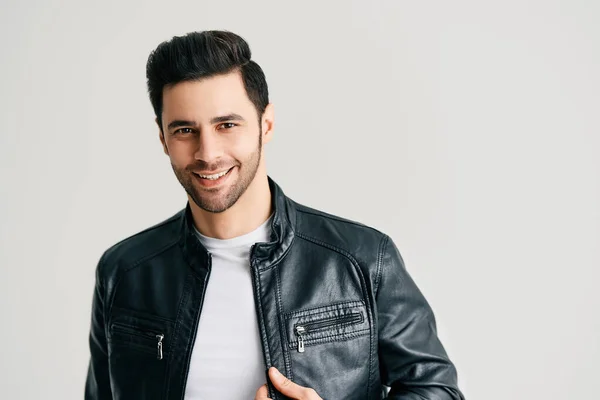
[184,215,273,399]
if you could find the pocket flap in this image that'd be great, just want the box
[284,300,369,349]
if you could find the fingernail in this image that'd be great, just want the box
[271,367,283,378]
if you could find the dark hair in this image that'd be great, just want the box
[146,30,269,130]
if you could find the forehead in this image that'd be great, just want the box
[161,71,254,121]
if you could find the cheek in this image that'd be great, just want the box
[167,142,195,166]
[229,132,260,156]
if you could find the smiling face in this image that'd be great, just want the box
[159,70,273,213]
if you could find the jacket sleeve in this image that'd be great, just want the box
[84,257,113,399]
[376,235,464,400]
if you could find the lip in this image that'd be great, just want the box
[194,168,233,177]
[193,166,234,188]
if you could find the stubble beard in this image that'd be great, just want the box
[172,131,263,214]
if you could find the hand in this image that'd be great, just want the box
[254,367,323,400]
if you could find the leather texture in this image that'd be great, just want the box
[85,177,464,400]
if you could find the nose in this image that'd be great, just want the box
[194,130,223,162]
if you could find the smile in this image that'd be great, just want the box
[196,168,232,180]
[193,167,235,187]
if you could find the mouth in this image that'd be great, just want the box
[193,167,234,187]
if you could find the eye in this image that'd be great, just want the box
[218,122,237,130]
[174,127,194,135]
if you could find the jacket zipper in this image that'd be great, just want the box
[112,322,165,360]
[179,255,212,400]
[294,312,363,353]
[249,244,278,400]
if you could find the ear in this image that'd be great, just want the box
[156,117,169,155]
[261,103,275,145]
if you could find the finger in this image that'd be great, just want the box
[268,367,319,399]
[254,383,271,400]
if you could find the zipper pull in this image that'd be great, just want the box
[156,334,164,360]
[295,326,306,353]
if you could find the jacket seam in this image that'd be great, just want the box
[274,264,293,381]
[374,235,389,300]
[104,212,181,252]
[256,235,295,272]
[296,208,383,234]
[119,238,179,276]
[287,328,370,348]
[177,269,209,400]
[284,300,366,318]
[96,256,109,357]
[111,306,176,324]
[163,269,193,399]
[295,233,361,277]
[252,258,274,398]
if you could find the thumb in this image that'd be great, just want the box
[254,383,271,400]
[269,367,315,399]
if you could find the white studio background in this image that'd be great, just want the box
[1,1,599,399]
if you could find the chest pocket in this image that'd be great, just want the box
[107,308,175,399]
[110,321,166,359]
[283,300,372,399]
[285,300,369,353]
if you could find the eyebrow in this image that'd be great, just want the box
[166,113,246,130]
[210,113,245,124]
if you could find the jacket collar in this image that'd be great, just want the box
[178,176,296,273]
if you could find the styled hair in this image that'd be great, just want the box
[146,30,269,130]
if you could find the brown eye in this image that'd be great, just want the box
[175,128,193,134]
[218,122,237,130]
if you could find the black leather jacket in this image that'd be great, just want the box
[85,178,464,400]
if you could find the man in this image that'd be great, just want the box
[85,30,463,400]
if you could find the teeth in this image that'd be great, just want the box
[198,169,230,180]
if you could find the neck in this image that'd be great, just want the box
[189,173,273,240]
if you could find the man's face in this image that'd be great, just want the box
[159,71,267,213]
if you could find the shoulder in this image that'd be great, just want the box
[292,200,389,261]
[96,209,184,280]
